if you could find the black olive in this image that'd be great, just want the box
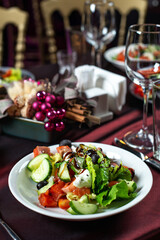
[86,149,96,156]
[37,180,48,190]
[59,139,72,147]
[91,153,99,164]
[86,150,99,164]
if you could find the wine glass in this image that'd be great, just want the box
[124,24,160,150]
[82,0,116,67]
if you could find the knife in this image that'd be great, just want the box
[114,138,160,171]
[0,213,21,240]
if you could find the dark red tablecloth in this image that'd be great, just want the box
[0,64,160,240]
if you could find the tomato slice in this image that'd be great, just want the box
[2,69,12,78]
[62,181,91,198]
[116,51,125,62]
[134,84,144,97]
[38,192,57,207]
[58,198,70,210]
[138,66,160,78]
[56,145,72,157]
[108,181,119,187]
[33,146,51,157]
[38,180,66,207]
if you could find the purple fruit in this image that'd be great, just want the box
[35,111,46,121]
[45,94,56,105]
[41,102,51,112]
[36,91,47,101]
[55,121,65,132]
[44,121,55,131]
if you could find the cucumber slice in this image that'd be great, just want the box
[70,164,82,174]
[67,207,77,215]
[27,154,51,171]
[79,195,88,203]
[58,161,71,182]
[69,201,98,215]
[37,177,54,195]
[31,158,52,183]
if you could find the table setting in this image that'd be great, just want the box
[1,0,160,239]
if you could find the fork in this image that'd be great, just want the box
[0,211,21,240]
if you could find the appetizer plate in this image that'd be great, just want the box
[0,66,35,87]
[8,142,153,221]
[104,46,125,72]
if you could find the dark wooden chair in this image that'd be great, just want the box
[40,0,86,63]
[113,0,148,45]
[0,7,29,68]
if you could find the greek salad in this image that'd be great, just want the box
[0,68,22,83]
[113,44,160,62]
[27,140,137,215]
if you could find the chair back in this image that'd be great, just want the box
[0,7,28,68]
[113,0,148,45]
[40,0,86,63]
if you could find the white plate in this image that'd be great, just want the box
[104,46,125,71]
[8,142,153,221]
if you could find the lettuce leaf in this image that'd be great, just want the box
[95,166,110,194]
[96,181,137,207]
[85,155,96,191]
[109,163,132,181]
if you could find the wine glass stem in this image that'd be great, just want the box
[92,46,102,67]
[142,87,150,136]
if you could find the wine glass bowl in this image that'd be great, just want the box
[82,0,116,67]
[124,24,160,150]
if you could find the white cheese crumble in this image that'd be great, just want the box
[73,169,91,188]
[71,145,77,152]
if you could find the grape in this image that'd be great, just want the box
[56,108,66,119]
[32,101,41,111]
[46,108,56,120]
[34,90,65,132]
[56,96,64,106]
[45,94,56,105]
[44,121,55,131]
[35,111,46,121]
[36,91,47,101]
[41,102,51,112]
[55,121,65,132]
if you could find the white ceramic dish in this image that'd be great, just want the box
[8,142,153,221]
[104,46,125,71]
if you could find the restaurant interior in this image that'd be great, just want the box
[0,1,160,240]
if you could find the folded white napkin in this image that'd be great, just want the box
[75,65,127,113]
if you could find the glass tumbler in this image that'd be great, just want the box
[152,80,160,160]
[57,50,77,77]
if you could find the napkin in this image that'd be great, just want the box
[0,99,13,119]
[75,65,127,114]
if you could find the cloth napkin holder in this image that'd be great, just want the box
[75,65,127,115]
[82,87,113,123]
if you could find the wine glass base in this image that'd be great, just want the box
[123,130,153,150]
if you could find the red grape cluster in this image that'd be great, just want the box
[32,91,65,132]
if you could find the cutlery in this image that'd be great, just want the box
[114,138,160,171]
[0,211,21,240]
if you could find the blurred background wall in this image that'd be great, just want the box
[0,0,160,68]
